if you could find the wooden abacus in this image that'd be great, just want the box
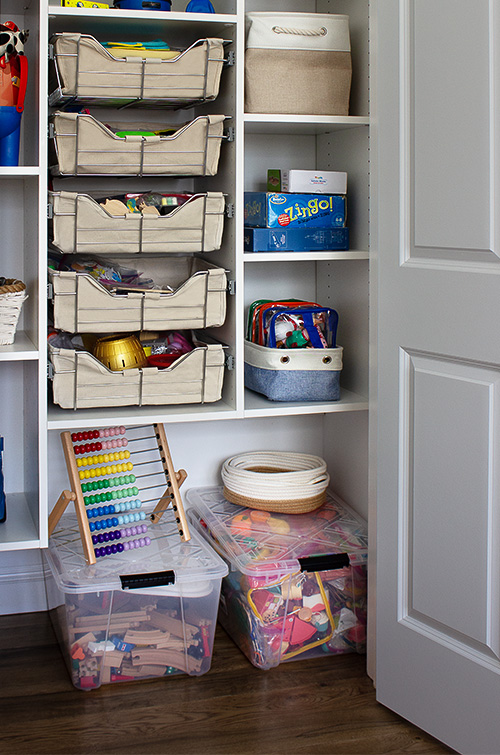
[49,423,190,566]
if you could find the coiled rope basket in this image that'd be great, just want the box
[221,451,330,514]
[0,279,28,345]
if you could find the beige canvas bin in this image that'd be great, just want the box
[50,257,227,334]
[49,191,225,254]
[245,12,351,115]
[49,34,227,108]
[49,336,225,409]
[49,112,227,176]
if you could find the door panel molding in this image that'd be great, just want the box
[398,348,500,659]
[399,614,500,672]
[399,0,500,270]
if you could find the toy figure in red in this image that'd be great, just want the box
[0,22,28,166]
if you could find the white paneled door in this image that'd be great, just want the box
[375,1,500,753]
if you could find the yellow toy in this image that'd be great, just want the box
[61,1,110,8]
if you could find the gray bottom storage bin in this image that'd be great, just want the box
[244,340,342,402]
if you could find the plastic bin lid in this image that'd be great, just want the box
[185,486,368,580]
[45,511,228,594]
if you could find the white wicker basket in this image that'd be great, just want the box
[0,279,28,345]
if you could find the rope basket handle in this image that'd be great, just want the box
[0,278,26,295]
[272,25,328,37]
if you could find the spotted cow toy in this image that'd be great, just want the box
[0,22,28,66]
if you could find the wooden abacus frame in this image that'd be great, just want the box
[48,423,190,566]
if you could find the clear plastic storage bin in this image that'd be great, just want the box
[185,486,367,670]
[44,513,228,690]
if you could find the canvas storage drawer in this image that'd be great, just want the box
[245,12,351,115]
[49,34,227,108]
[245,340,343,402]
[49,112,227,176]
[49,191,226,255]
[50,257,227,333]
[185,486,367,670]
[44,512,228,689]
[49,335,225,409]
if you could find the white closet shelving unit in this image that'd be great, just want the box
[0,0,372,642]
[0,0,46,552]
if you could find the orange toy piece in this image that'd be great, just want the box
[230,513,252,535]
[71,643,85,661]
[249,509,270,523]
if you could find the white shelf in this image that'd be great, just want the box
[244,388,368,418]
[0,332,38,362]
[47,399,239,430]
[244,114,369,135]
[0,167,40,177]
[48,7,237,35]
[0,493,40,552]
[244,251,369,263]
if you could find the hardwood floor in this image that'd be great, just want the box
[0,612,455,755]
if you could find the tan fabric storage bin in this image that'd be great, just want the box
[50,257,227,333]
[245,12,351,115]
[49,191,225,254]
[49,112,227,176]
[49,34,227,108]
[49,336,225,409]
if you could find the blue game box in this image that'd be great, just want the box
[244,227,350,252]
[244,192,346,230]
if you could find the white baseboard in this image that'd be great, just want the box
[0,551,48,615]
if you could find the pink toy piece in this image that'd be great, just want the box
[119,426,126,435]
